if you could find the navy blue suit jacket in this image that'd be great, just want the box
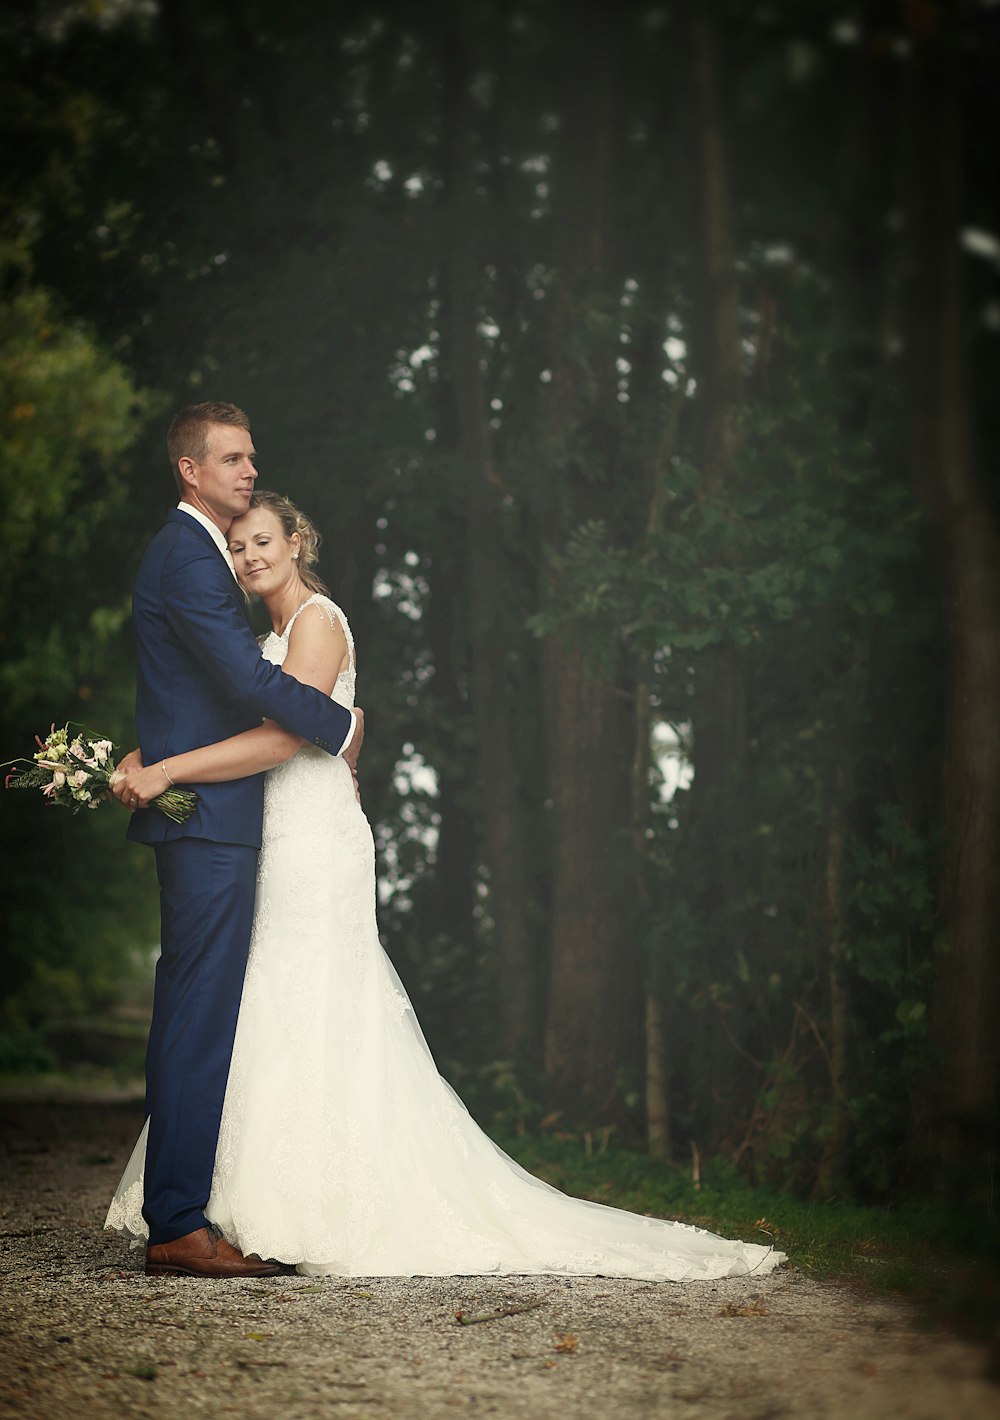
[127,508,354,848]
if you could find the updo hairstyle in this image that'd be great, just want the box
[249,489,329,596]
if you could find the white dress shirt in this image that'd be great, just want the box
[174,501,356,755]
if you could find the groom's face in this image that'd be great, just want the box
[185,424,259,526]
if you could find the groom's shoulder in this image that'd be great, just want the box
[134,518,219,605]
[140,513,215,569]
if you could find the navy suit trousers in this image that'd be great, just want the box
[142,838,258,1245]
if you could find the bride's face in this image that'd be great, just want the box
[228,507,301,597]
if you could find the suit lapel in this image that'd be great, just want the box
[165,509,255,630]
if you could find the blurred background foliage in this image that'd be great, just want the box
[1,0,998,1208]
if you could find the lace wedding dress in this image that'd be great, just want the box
[106,594,784,1280]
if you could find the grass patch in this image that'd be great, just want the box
[0,1066,145,1101]
[498,1134,1000,1343]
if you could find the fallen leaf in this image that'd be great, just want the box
[718,1300,768,1317]
[554,1333,578,1353]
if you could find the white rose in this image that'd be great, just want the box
[74,769,88,787]
[53,771,66,788]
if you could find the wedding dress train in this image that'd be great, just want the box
[106,595,784,1281]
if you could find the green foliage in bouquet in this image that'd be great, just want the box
[4,723,196,823]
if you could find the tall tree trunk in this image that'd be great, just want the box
[417,525,478,958]
[680,4,749,1149]
[633,634,668,1155]
[543,646,639,1126]
[540,9,642,1130]
[440,25,539,1069]
[812,7,897,1197]
[903,17,1000,1197]
[632,385,685,1157]
[813,771,851,1198]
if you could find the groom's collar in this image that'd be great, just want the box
[173,502,238,582]
[175,501,230,558]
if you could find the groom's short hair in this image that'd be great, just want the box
[167,402,251,491]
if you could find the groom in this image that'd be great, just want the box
[113,402,362,1278]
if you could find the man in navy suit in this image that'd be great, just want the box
[113,402,362,1277]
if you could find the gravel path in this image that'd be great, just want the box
[0,1100,995,1420]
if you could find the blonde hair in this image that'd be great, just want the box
[247,489,329,595]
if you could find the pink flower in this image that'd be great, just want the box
[41,782,57,797]
[73,769,88,787]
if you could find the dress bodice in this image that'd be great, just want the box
[259,594,355,711]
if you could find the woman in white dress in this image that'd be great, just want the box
[106,491,784,1282]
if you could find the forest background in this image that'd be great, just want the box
[1,0,998,1211]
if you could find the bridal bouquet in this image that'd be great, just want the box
[3,724,197,824]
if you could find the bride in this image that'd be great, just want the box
[106,490,784,1282]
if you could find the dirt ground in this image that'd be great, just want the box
[0,1098,996,1420]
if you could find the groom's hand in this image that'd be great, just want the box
[343,707,364,773]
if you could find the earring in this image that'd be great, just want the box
[293,554,299,560]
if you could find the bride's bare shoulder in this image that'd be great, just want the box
[284,599,350,684]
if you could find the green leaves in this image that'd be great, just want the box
[533,378,917,681]
[0,246,159,1040]
[0,254,154,643]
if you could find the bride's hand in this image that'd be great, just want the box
[117,762,171,811]
[109,748,143,808]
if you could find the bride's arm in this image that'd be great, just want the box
[123,605,352,806]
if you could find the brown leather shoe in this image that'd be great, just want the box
[145,1226,292,1278]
